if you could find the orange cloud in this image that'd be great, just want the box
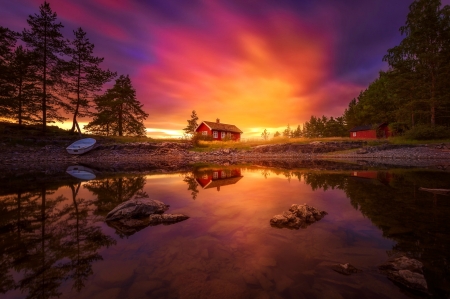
[133,3,363,138]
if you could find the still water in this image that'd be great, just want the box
[1,164,449,299]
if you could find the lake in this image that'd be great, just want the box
[1,162,449,299]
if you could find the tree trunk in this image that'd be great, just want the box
[70,54,82,134]
[42,21,47,134]
[118,104,123,136]
[18,77,23,126]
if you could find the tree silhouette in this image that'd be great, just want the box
[65,28,116,134]
[22,2,69,133]
[85,75,148,136]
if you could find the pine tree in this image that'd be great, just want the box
[85,75,148,136]
[282,124,291,138]
[384,0,450,126]
[22,1,68,132]
[65,27,116,134]
[261,129,270,140]
[8,46,40,125]
[183,110,199,137]
[0,26,18,115]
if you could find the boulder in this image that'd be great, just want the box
[105,198,169,221]
[107,213,189,237]
[105,198,189,236]
[331,263,361,275]
[379,256,428,294]
[270,204,327,229]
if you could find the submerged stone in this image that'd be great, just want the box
[379,256,428,294]
[331,263,361,275]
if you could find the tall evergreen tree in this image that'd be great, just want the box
[0,26,17,115]
[85,75,148,136]
[7,46,40,125]
[66,27,116,134]
[183,110,199,137]
[384,0,450,126]
[22,1,68,132]
[283,124,291,138]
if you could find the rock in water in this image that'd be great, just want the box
[105,198,189,237]
[148,214,190,224]
[105,198,169,221]
[331,263,361,275]
[270,204,327,229]
[379,256,428,294]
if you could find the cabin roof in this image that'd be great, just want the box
[203,176,243,189]
[349,122,387,132]
[198,121,243,133]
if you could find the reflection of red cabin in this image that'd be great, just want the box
[351,171,393,185]
[195,119,243,141]
[195,169,243,191]
[349,123,391,139]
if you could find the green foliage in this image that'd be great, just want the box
[302,115,347,138]
[383,0,450,127]
[85,75,148,136]
[403,124,450,140]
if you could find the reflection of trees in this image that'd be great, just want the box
[61,183,116,291]
[0,182,115,298]
[183,173,199,200]
[299,170,450,298]
[84,176,148,216]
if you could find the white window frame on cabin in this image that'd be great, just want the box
[221,132,225,139]
[213,172,218,179]
[202,131,207,136]
[352,132,356,137]
[213,131,218,138]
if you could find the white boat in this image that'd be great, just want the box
[66,165,96,180]
[66,138,96,155]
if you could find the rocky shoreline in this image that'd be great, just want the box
[1,140,449,170]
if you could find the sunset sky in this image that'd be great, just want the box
[3,0,448,138]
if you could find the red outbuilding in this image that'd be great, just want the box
[349,123,392,139]
[195,119,243,141]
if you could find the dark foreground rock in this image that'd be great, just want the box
[105,198,189,236]
[270,204,327,229]
[379,256,429,294]
[331,263,361,275]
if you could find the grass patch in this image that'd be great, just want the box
[191,137,362,152]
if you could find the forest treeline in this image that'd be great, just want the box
[273,0,450,140]
[0,2,148,136]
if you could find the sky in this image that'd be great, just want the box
[2,0,449,138]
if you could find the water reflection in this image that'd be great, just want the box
[0,164,449,298]
[195,168,243,191]
[0,182,115,298]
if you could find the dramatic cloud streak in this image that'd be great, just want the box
[4,0,447,137]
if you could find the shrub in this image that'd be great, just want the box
[403,124,450,140]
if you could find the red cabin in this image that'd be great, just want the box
[195,119,243,141]
[349,123,392,139]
